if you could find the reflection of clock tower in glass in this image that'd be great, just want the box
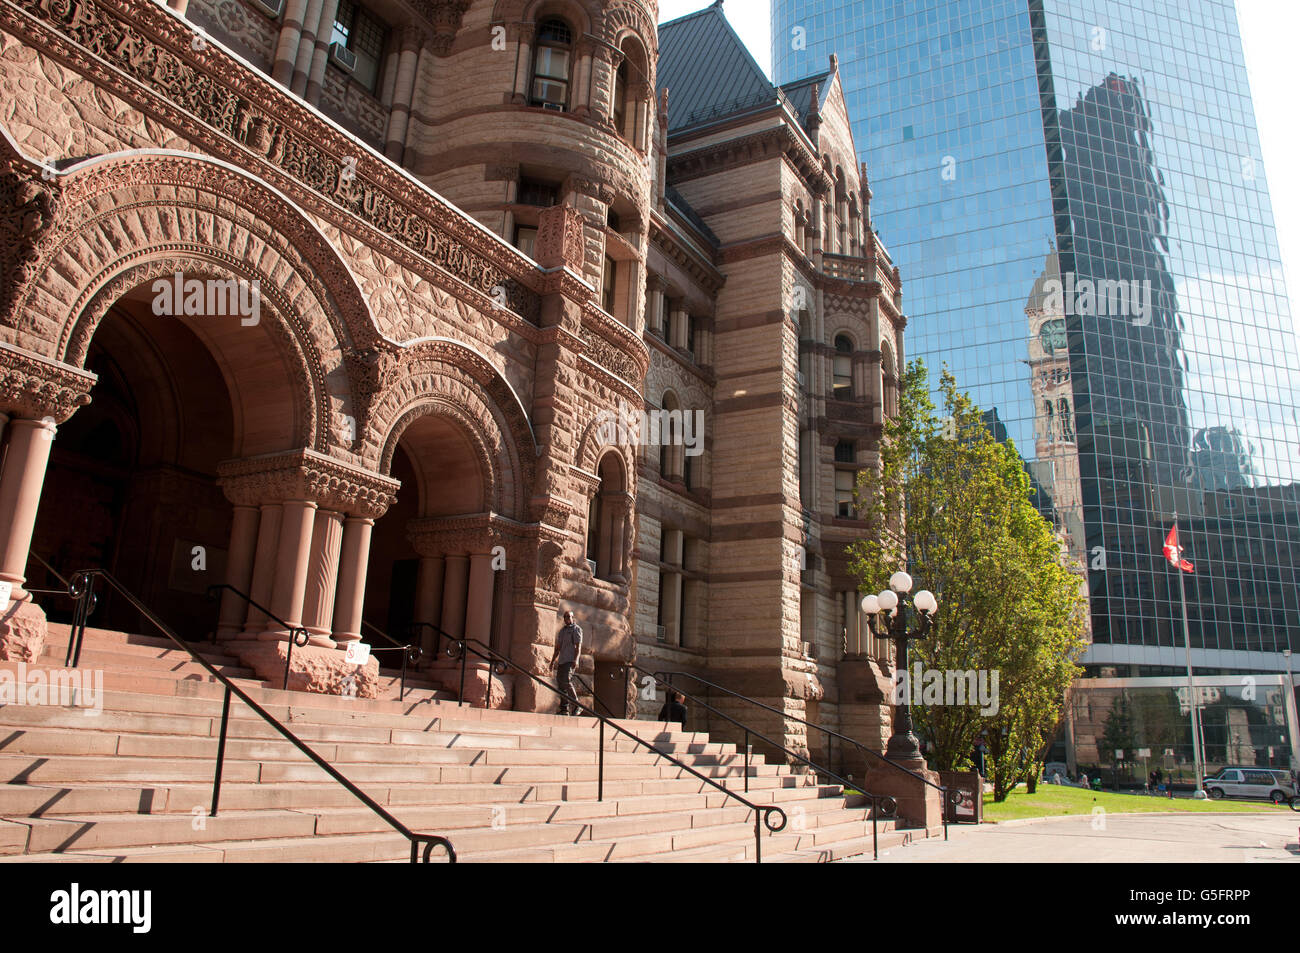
[1025,251,1086,583]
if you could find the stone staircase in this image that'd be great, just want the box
[0,624,933,862]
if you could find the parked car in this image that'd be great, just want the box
[1202,767,1295,804]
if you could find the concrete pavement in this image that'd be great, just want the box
[844,812,1300,862]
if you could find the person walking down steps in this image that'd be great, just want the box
[550,610,583,716]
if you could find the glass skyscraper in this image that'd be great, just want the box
[773,0,1300,770]
[774,0,1299,670]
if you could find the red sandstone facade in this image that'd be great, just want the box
[0,0,903,767]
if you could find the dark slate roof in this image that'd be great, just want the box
[657,2,778,133]
[665,185,720,248]
[778,71,831,127]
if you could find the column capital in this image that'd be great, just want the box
[406,511,523,557]
[217,449,399,517]
[0,342,96,423]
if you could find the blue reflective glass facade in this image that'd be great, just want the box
[773,0,1300,668]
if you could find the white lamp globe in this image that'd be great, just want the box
[860,594,880,615]
[914,589,938,614]
[876,589,899,611]
[889,571,913,593]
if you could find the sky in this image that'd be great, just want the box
[655,0,1300,328]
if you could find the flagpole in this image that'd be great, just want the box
[1174,511,1205,795]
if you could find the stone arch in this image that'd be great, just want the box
[7,147,379,456]
[371,340,536,522]
[495,0,596,36]
[600,1,658,57]
[574,407,635,481]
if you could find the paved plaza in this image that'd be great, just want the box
[849,813,1300,863]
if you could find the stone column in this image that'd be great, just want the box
[465,552,495,646]
[646,274,667,337]
[384,27,424,162]
[0,417,56,598]
[304,0,341,104]
[607,493,632,584]
[243,502,282,634]
[670,305,690,350]
[572,38,595,114]
[301,508,345,646]
[511,24,534,103]
[167,0,189,12]
[291,0,327,97]
[440,554,469,638]
[273,0,311,88]
[331,516,374,646]
[263,499,317,640]
[216,504,260,640]
[414,554,445,654]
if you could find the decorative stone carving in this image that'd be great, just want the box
[3,0,540,322]
[534,204,586,271]
[0,341,95,422]
[218,449,399,518]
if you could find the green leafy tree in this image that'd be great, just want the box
[848,361,1087,801]
[1099,692,1138,787]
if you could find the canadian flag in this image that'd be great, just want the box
[1162,523,1194,573]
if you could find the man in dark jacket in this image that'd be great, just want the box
[658,689,687,728]
[550,610,583,716]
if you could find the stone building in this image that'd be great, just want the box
[0,0,904,765]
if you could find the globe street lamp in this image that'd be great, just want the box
[861,571,937,763]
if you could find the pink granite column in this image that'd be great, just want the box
[216,504,260,640]
[291,0,328,97]
[415,554,445,653]
[465,552,494,647]
[273,0,311,88]
[331,516,374,646]
[243,502,282,634]
[301,509,344,647]
[384,27,423,162]
[167,0,189,12]
[304,0,341,104]
[511,25,534,103]
[440,554,469,638]
[262,499,317,640]
[0,417,56,597]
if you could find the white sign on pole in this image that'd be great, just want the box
[344,641,371,666]
[1137,748,1151,759]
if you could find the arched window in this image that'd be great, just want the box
[658,391,684,482]
[881,339,897,417]
[612,59,630,135]
[833,335,853,400]
[1059,399,1073,440]
[530,18,572,109]
[587,452,627,581]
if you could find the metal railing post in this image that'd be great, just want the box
[872,796,878,860]
[211,685,232,818]
[399,649,408,703]
[598,719,605,802]
[754,811,762,863]
[744,729,750,794]
[458,643,467,707]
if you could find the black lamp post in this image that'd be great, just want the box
[861,570,937,764]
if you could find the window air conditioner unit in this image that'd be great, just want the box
[656,625,667,643]
[249,0,284,18]
[542,102,565,112]
[802,641,817,659]
[330,42,357,72]
[796,371,805,386]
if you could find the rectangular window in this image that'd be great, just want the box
[835,440,856,463]
[332,0,387,93]
[513,226,537,258]
[602,256,617,315]
[517,178,558,207]
[835,469,857,518]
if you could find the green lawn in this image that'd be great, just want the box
[982,783,1293,822]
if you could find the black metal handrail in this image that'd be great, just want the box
[652,668,949,843]
[441,634,788,862]
[571,671,618,718]
[204,584,310,691]
[359,619,423,702]
[626,662,893,859]
[65,569,454,863]
[24,552,97,661]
